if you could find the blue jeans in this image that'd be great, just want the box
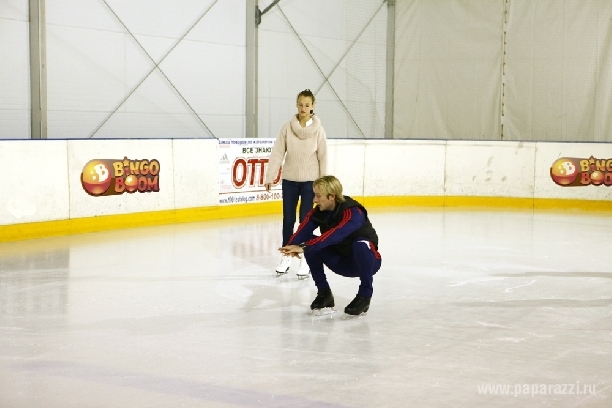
[282,179,315,246]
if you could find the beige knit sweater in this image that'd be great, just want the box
[264,114,328,184]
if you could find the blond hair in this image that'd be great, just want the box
[313,175,345,203]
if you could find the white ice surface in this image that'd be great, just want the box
[1,210,611,407]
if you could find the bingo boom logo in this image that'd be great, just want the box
[81,157,160,196]
[550,156,612,187]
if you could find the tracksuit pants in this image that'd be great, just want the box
[304,237,382,298]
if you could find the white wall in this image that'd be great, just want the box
[0,0,30,139]
[0,140,69,224]
[2,139,611,227]
[258,0,387,139]
[364,140,446,197]
[504,0,612,142]
[445,141,536,197]
[4,0,384,140]
[394,0,612,142]
[45,0,245,139]
[394,0,504,140]
[4,1,612,143]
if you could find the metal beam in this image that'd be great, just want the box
[259,0,281,18]
[29,0,47,139]
[246,0,258,138]
[276,5,366,138]
[385,0,395,139]
[90,0,219,138]
[92,0,216,139]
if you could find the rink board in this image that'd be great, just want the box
[1,138,612,241]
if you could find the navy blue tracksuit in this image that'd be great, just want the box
[288,196,382,297]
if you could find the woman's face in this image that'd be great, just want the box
[296,96,314,120]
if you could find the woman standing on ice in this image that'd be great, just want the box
[264,89,328,279]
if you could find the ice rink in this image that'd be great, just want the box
[1,209,611,407]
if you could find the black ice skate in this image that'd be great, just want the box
[344,295,370,316]
[310,288,335,315]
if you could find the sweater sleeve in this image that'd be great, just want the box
[317,127,328,177]
[264,124,288,185]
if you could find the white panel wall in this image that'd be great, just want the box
[327,140,366,197]
[2,139,612,228]
[5,0,612,143]
[363,140,446,197]
[394,0,503,140]
[344,2,387,138]
[445,141,537,197]
[45,0,245,139]
[394,0,612,142]
[46,23,126,138]
[504,0,612,142]
[0,0,30,139]
[0,141,69,225]
[173,139,219,208]
[258,0,386,139]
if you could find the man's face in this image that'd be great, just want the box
[313,185,336,211]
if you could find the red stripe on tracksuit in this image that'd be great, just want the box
[305,208,352,247]
[287,207,316,244]
[369,241,381,260]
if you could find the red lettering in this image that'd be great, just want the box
[114,177,125,193]
[149,160,160,176]
[233,158,247,188]
[137,176,148,192]
[147,176,159,191]
[233,157,277,188]
[257,158,268,186]
[581,173,591,185]
[246,158,268,186]
[140,160,149,176]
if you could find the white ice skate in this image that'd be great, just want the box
[296,257,310,280]
[275,254,291,276]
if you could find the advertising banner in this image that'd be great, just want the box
[218,139,282,205]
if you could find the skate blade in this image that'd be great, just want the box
[343,307,369,318]
[341,311,367,319]
[275,270,289,277]
[296,273,310,280]
[311,307,336,316]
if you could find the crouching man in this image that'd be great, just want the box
[279,175,382,316]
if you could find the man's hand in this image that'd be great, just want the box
[279,245,304,258]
